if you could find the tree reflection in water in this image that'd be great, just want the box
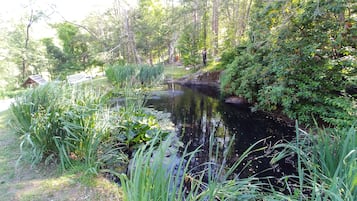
[146,84,296,186]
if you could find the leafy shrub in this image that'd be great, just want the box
[218,45,247,69]
[220,0,356,128]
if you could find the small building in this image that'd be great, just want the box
[22,75,47,88]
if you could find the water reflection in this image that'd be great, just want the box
[146,84,296,184]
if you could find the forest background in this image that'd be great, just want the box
[0,0,356,127]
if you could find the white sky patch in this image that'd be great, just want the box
[0,0,135,38]
[0,0,117,22]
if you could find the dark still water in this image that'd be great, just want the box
[146,84,296,185]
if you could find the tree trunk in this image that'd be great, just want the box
[242,0,253,35]
[124,10,141,64]
[212,0,219,56]
[22,10,34,80]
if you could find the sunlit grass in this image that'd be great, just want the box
[163,65,195,79]
[0,88,27,99]
[14,173,122,201]
[201,60,225,72]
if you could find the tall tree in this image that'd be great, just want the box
[212,0,219,56]
[44,22,94,76]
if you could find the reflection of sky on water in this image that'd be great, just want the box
[146,84,296,185]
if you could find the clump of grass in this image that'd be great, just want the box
[271,123,357,200]
[10,81,170,177]
[105,64,164,88]
[119,133,271,201]
[106,64,137,87]
[10,82,125,173]
[138,64,164,86]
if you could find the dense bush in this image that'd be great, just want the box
[221,0,356,127]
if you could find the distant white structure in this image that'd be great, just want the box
[67,73,92,84]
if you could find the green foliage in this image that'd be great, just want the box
[272,124,357,200]
[120,135,267,201]
[41,38,66,76]
[218,46,242,68]
[177,25,200,66]
[10,83,120,172]
[105,64,164,87]
[138,64,164,85]
[134,0,170,63]
[10,80,169,174]
[105,64,137,86]
[221,0,357,127]
[43,22,98,77]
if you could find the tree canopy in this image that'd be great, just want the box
[0,0,355,126]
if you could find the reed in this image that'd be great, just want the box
[10,82,126,172]
[105,64,137,87]
[138,64,164,86]
[119,134,269,201]
[271,123,357,200]
[105,64,164,87]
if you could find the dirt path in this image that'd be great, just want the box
[0,98,14,112]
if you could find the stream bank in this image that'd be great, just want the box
[166,70,297,128]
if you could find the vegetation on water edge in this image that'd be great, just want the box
[272,124,356,200]
[0,0,355,199]
[10,82,168,173]
[6,76,356,200]
[105,64,164,87]
[220,0,356,128]
[120,123,356,200]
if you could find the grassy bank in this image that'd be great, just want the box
[0,104,123,201]
[3,68,356,200]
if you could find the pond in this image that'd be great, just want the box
[146,84,297,188]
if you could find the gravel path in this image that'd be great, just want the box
[0,98,14,112]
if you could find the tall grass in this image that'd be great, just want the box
[106,64,137,87]
[11,81,170,175]
[272,123,357,200]
[137,64,164,86]
[10,82,125,172]
[121,120,356,200]
[105,64,164,87]
[119,134,271,201]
